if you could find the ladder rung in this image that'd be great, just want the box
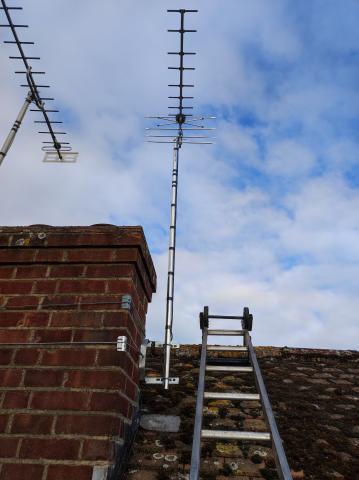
[207,346,248,352]
[201,430,271,441]
[204,392,260,401]
[206,365,253,372]
[207,329,245,336]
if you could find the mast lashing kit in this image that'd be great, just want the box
[0,0,77,163]
[146,9,215,389]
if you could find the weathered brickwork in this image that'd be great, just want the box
[0,225,156,480]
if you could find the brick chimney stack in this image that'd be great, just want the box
[0,225,156,480]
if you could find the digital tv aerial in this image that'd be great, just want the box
[0,0,78,165]
[146,9,215,389]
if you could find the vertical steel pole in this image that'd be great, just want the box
[163,138,180,389]
[0,91,33,166]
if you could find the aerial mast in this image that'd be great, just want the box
[147,9,214,389]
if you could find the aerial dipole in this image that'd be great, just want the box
[0,0,77,164]
[147,9,214,389]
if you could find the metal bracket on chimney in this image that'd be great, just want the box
[145,377,179,385]
[140,339,180,385]
[116,336,128,352]
[121,294,132,310]
[149,341,180,349]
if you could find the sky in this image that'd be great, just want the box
[0,0,358,350]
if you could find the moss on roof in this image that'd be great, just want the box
[127,346,358,480]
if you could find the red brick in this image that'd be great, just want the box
[48,231,119,247]
[42,295,80,310]
[0,267,15,279]
[0,437,19,457]
[0,414,9,432]
[86,264,133,278]
[46,465,92,480]
[11,413,53,434]
[42,349,96,367]
[79,294,121,310]
[33,280,57,294]
[90,392,130,416]
[3,391,30,409]
[102,311,132,328]
[0,329,30,345]
[0,463,44,480]
[106,279,132,294]
[97,349,135,372]
[112,248,139,263]
[16,265,48,279]
[14,349,40,366]
[32,329,72,343]
[24,369,63,387]
[72,329,121,343]
[56,414,120,435]
[0,311,24,328]
[0,311,48,328]
[0,248,35,263]
[66,248,114,263]
[31,391,89,410]
[0,234,9,247]
[49,265,84,278]
[35,248,64,262]
[0,464,44,480]
[5,296,40,309]
[125,377,139,402]
[0,369,22,387]
[81,438,113,461]
[20,438,80,459]
[50,311,102,328]
[0,281,32,295]
[58,279,106,294]
[102,314,129,333]
[65,370,125,389]
[23,311,50,327]
[0,349,13,365]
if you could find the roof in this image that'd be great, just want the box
[127,345,358,479]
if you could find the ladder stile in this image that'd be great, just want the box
[189,326,208,480]
[246,336,293,480]
[189,306,293,480]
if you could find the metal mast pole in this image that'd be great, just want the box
[164,135,182,389]
[147,9,214,388]
[0,91,32,166]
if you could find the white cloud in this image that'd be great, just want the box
[0,0,358,351]
[266,139,316,177]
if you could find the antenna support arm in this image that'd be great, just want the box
[0,91,33,166]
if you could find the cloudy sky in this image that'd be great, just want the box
[0,0,358,349]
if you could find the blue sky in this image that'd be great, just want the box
[0,0,358,349]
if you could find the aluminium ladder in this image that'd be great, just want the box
[189,306,293,480]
